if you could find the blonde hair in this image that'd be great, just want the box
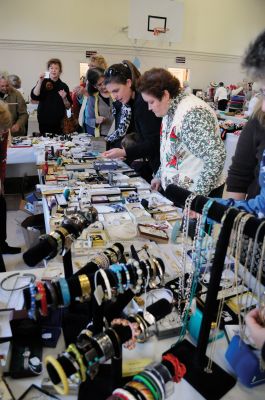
[0,101,12,131]
[89,55,108,70]
[251,98,265,127]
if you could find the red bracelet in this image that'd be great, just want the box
[162,353,186,382]
[36,281,48,316]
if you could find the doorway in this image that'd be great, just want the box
[167,68,190,87]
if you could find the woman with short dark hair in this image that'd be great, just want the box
[138,68,226,196]
[31,58,72,135]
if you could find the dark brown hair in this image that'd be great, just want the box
[47,58,63,73]
[137,68,181,100]
[104,60,141,90]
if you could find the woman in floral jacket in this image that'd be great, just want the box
[138,68,226,196]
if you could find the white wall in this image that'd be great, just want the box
[0,0,264,97]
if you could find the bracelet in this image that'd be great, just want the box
[125,381,154,400]
[94,269,112,300]
[133,373,160,400]
[142,369,165,400]
[91,252,110,269]
[45,355,69,395]
[113,388,136,400]
[162,353,186,383]
[110,264,124,294]
[95,332,115,361]
[50,231,63,254]
[61,351,80,373]
[111,244,122,260]
[104,249,118,264]
[127,259,142,294]
[78,274,91,300]
[121,263,131,290]
[45,281,58,306]
[36,281,48,316]
[146,362,173,398]
[106,328,121,359]
[66,343,86,382]
[0,273,36,291]
[58,278,71,306]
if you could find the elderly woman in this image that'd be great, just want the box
[137,68,226,196]
[31,58,72,135]
[0,101,21,256]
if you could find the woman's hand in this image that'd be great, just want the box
[101,148,126,159]
[151,178,161,191]
[58,89,67,99]
[245,308,265,349]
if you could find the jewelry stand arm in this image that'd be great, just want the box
[0,253,6,272]
[63,248,73,279]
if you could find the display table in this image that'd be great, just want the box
[216,111,248,124]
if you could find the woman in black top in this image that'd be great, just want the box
[101,61,161,181]
[226,100,265,199]
[31,58,72,135]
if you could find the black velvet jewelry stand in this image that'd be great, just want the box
[164,184,265,400]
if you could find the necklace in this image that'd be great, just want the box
[178,199,214,342]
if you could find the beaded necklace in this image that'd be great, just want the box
[178,198,214,342]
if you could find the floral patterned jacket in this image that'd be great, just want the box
[156,93,226,195]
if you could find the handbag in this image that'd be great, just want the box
[121,131,141,149]
[225,334,265,387]
[61,113,78,134]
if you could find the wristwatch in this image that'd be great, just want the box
[23,347,30,370]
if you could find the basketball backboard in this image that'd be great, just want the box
[128,0,184,42]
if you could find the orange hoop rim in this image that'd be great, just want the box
[153,27,170,36]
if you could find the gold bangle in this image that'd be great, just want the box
[78,274,91,300]
[66,343,87,382]
[56,226,69,237]
[45,355,69,395]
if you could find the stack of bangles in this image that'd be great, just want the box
[107,358,183,400]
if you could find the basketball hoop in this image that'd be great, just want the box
[153,27,169,36]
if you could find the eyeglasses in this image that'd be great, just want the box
[95,80,105,89]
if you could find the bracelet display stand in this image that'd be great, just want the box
[164,184,265,400]
[0,253,6,273]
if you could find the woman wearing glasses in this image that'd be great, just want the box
[137,68,226,197]
[102,61,161,182]
[85,67,114,137]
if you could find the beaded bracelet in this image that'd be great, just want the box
[28,282,37,320]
